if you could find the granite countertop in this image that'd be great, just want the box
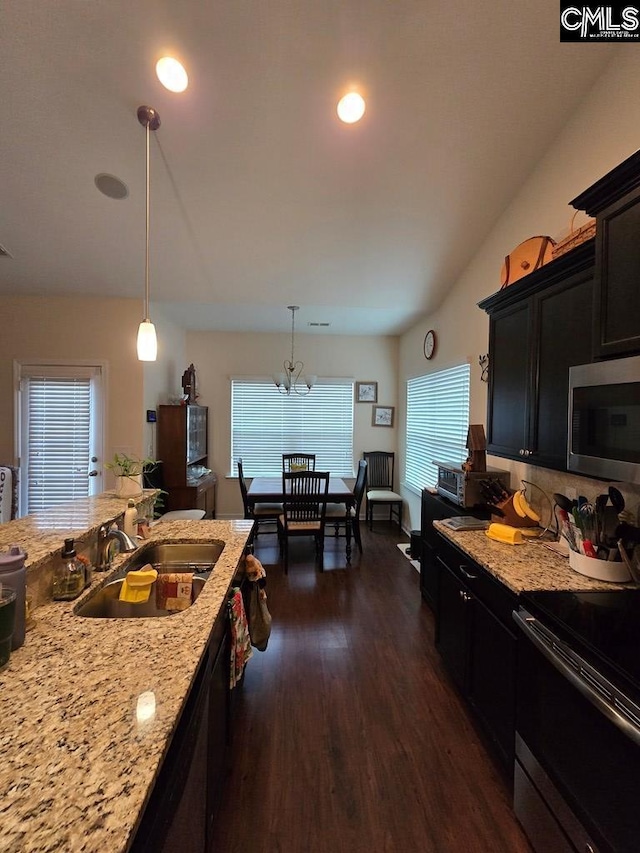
[434,520,636,594]
[0,515,253,853]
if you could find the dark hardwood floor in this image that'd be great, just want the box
[211,524,532,852]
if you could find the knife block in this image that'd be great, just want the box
[491,494,538,528]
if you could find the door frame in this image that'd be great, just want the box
[13,359,108,515]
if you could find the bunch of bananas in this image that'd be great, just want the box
[513,489,540,522]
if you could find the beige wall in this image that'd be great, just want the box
[187,330,398,517]
[0,295,184,496]
[398,50,640,530]
[1,296,144,479]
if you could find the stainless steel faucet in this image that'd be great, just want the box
[96,523,138,571]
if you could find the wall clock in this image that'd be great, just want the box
[423,330,436,360]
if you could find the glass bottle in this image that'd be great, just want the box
[52,539,85,601]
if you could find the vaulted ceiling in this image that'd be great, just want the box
[0,1,614,335]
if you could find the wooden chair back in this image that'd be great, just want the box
[363,451,394,491]
[282,470,329,525]
[282,453,316,472]
[236,458,251,518]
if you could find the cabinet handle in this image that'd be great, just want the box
[459,590,472,602]
[519,449,525,456]
[459,565,478,581]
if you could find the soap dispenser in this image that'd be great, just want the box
[52,539,85,601]
[123,499,137,539]
[0,545,27,650]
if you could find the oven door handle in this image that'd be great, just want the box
[514,608,640,749]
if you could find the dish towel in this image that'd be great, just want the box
[228,587,252,689]
[155,572,194,611]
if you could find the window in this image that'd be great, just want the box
[18,363,104,515]
[231,378,354,476]
[405,363,470,493]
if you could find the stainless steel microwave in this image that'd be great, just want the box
[567,355,640,484]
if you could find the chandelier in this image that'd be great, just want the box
[273,306,317,396]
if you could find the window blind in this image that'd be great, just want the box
[231,378,354,476]
[23,375,93,512]
[405,363,470,493]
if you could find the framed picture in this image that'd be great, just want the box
[372,405,394,427]
[356,381,378,403]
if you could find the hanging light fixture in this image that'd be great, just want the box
[273,306,317,396]
[136,105,161,362]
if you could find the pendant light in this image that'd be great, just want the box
[273,306,317,396]
[136,105,161,362]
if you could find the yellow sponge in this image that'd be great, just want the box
[485,523,525,545]
[118,565,158,603]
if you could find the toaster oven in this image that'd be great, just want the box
[435,463,510,508]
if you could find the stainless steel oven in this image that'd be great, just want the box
[513,592,640,853]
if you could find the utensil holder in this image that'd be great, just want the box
[569,549,631,583]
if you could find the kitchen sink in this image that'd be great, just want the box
[74,576,207,618]
[75,540,224,619]
[123,541,225,574]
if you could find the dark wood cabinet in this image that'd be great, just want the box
[479,240,595,471]
[420,490,489,610]
[130,606,231,853]
[570,150,640,359]
[434,532,518,772]
[158,405,217,517]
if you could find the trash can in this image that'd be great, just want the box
[409,530,422,560]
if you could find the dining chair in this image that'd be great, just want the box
[363,451,403,531]
[282,453,316,472]
[278,470,329,573]
[325,459,367,554]
[237,458,282,536]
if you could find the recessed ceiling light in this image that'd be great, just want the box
[337,92,365,124]
[156,57,189,93]
[94,173,129,199]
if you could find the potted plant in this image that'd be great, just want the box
[105,453,157,499]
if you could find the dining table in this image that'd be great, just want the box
[246,476,356,562]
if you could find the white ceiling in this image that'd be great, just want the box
[0,1,614,336]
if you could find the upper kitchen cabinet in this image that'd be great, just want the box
[479,240,595,470]
[157,405,217,517]
[571,150,640,359]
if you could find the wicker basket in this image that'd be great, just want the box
[552,214,596,259]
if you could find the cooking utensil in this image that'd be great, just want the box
[595,493,609,545]
[608,486,625,515]
[553,493,574,513]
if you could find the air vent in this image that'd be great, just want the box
[307,322,331,327]
[95,173,129,200]
[0,244,13,258]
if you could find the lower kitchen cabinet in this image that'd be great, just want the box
[420,490,489,610]
[434,533,518,773]
[130,607,231,853]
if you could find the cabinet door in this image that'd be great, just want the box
[435,557,471,692]
[486,300,532,459]
[532,270,594,470]
[594,195,640,358]
[131,650,211,853]
[207,631,230,841]
[420,490,464,610]
[467,597,517,770]
[420,540,438,609]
